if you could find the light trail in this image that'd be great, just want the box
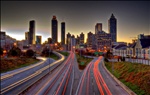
[35,52,72,94]
[42,52,74,95]
[76,61,93,95]
[1,51,62,81]
[0,52,65,94]
[93,57,112,95]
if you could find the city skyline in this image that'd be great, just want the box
[1,1,150,43]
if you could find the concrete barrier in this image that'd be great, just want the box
[102,61,137,95]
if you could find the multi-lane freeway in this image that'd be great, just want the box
[1,51,130,95]
[0,51,65,95]
[76,56,129,95]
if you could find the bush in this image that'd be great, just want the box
[11,50,18,56]
[0,47,4,55]
[104,57,109,62]
[121,57,125,61]
[41,47,52,57]
[9,46,21,57]
[26,49,34,57]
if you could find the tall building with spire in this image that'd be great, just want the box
[29,20,35,44]
[51,16,58,43]
[95,23,102,34]
[108,14,117,42]
[61,22,65,45]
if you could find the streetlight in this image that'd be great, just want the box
[48,45,51,73]
[110,53,114,73]
[143,49,145,64]
[130,49,132,62]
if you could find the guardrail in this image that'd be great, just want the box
[125,58,150,65]
[108,58,150,66]
[102,58,137,95]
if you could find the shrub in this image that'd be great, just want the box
[26,49,34,57]
[0,47,4,55]
[104,57,109,62]
[9,46,21,57]
[41,47,52,57]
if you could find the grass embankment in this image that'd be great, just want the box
[105,61,150,95]
[48,52,59,60]
[58,51,69,56]
[1,57,39,73]
[76,54,93,70]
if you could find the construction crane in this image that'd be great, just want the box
[129,37,138,43]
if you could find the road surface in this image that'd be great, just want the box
[75,56,129,95]
[0,51,64,95]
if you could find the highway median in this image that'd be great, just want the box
[76,54,93,70]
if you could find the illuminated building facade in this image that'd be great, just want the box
[96,31,111,52]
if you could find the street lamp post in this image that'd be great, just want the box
[143,49,145,64]
[49,45,51,73]
[130,49,132,63]
[111,53,114,73]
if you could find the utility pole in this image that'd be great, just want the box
[111,53,114,73]
[49,45,51,73]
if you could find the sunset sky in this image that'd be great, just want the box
[1,1,150,43]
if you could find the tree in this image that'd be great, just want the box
[26,49,34,57]
[9,46,21,57]
[11,50,18,56]
[105,49,112,59]
[41,47,52,57]
[104,49,113,62]
[0,47,3,56]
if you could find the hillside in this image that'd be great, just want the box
[105,61,150,95]
[1,57,39,73]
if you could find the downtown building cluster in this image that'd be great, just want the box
[0,14,117,53]
[0,15,66,53]
[66,14,117,52]
[1,14,150,60]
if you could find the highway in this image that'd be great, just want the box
[0,51,65,95]
[23,52,75,95]
[75,56,129,95]
[1,51,130,95]
[23,51,75,95]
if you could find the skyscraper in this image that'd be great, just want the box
[25,31,29,40]
[66,32,71,51]
[95,23,102,34]
[96,31,111,51]
[29,20,35,44]
[108,14,117,42]
[80,32,84,45]
[48,37,53,44]
[61,22,65,45]
[36,36,42,44]
[51,16,58,43]
[25,31,29,44]
[87,31,93,49]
